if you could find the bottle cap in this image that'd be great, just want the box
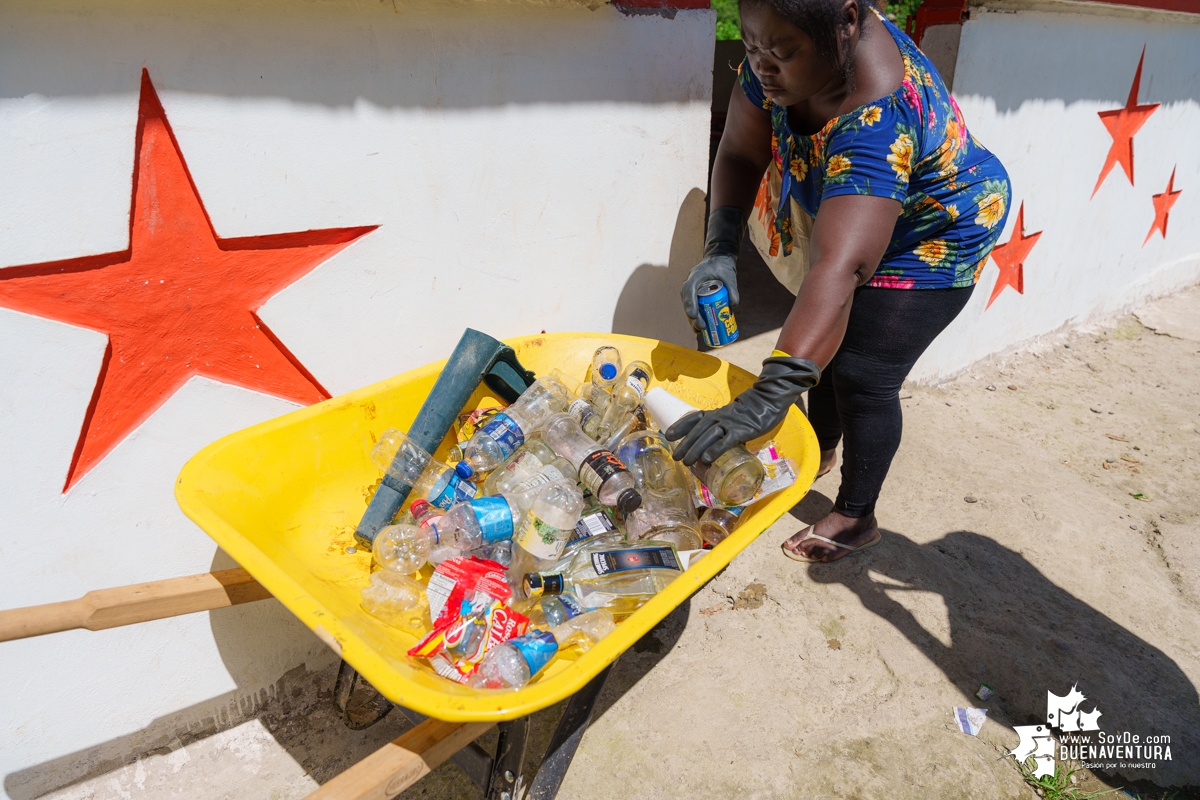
[454,461,474,479]
[617,488,642,518]
[524,572,564,597]
[410,499,430,518]
[598,363,618,381]
[643,387,699,432]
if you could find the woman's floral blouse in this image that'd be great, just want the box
[739,10,1012,289]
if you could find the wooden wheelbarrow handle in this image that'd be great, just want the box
[0,568,271,643]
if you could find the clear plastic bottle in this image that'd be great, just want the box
[542,413,642,517]
[460,375,571,472]
[438,480,570,552]
[550,608,617,652]
[596,361,652,441]
[372,523,433,574]
[466,631,558,690]
[412,459,478,509]
[525,594,586,627]
[590,346,622,390]
[482,436,559,496]
[699,506,743,546]
[360,571,431,631]
[643,387,766,506]
[508,482,586,593]
[369,428,434,490]
[524,540,682,615]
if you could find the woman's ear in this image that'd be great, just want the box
[842,0,861,38]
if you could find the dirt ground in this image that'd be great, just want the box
[28,285,1200,800]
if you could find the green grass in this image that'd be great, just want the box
[712,0,925,41]
[1016,759,1122,800]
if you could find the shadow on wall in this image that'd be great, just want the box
[956,12,1200,111]
[795,513,1200,788]
[612,187,707,350]
[0,0,713,108]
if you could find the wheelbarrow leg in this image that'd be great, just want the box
[485,717,529,800]
[526,665,612,800]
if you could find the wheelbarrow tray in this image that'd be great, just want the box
[175,332,818,722]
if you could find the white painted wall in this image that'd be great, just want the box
[910,4,1200,382]
[0,1,713,795]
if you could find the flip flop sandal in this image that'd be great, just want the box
[781,526,882,563]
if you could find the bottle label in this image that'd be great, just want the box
[568,399,597,428]
[480,412,524,457]
[514,512,569,561]
[510,631,559,677]
[555,594,584,619]
[591,546,679,576]
[568,510,617,546]
[579,450,629,496]
[429,472,478,509]
[625,367,650,399]
[470,497,514,543]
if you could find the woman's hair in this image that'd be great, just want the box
[740,0,871,88]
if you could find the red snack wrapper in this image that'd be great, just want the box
[408,593,528,683]
[425,556,511,626]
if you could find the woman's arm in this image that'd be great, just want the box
[710,83,775,219]
[774,194,902,368]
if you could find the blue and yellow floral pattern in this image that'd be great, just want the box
[739,10,1012,289]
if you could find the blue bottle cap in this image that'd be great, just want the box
[599,363,617,381]
[455,461,474,479]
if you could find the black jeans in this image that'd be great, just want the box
[807,284,975,518]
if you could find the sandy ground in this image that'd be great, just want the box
[20,285,1200,800]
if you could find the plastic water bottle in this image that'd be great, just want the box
[466,631,558,690]
[439,480,572,552]
[482,437,558,495]
[372,523,433,574]
[369,428,434,490]
[461,376,571,471]
[509,481,586,590]
[643,387,766,506]
[550,608,617,652]
[525,594,586,627]
[412,460,477,509]
[360,571,430,631]
[596,361,652,441]
[524,541,681,615]
[542,413,642,517]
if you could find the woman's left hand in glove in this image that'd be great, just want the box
[665,352,820,466]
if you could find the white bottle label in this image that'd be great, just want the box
[515,513,568,561]
[626,367,650,399]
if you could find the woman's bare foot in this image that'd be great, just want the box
[782,510,879,563]
[817,448,837,478]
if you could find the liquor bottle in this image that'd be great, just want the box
[524,541,682,615]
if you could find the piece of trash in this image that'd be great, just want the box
[1131,492,1150,501]
[1106,458,1116,463]
[826,638,841,650]
[1091,407,1103,413]
[975,684,996,701]
[953,707,988,736]
[986,385,997,391]
[699,603,725,617]
[1105,433,1130,442]
[1007,385,1018,391]
[964,495,978,503]
[1130,525,1139,530]
[345,546,357,554]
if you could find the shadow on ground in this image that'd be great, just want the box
[803,524,1200,791]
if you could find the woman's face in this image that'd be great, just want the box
[740,1,841,108]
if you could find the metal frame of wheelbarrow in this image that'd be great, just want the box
[0,568,611,800]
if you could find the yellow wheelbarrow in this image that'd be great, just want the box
[0,332,818,800]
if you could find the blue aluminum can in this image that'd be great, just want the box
[697,280,739,348]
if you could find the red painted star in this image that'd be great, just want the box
[1092,47,1159,198]
[986,202,1041,310]
[1143,167,1182,246]
[0,70,376,491]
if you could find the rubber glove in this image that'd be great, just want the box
[666,353,820,466]
[681,206,743,331]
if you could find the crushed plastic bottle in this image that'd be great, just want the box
[465,609,617,690]
[369,428,434,491]
[542,413,642,517]
[372,523,433,574]
[360,571,431,631]
[413,459,478,509]
[481,436,559,495]
[460,375,571,472]
[438,480,572,553]
[550,608,616,652]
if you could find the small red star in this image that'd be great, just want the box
[0,71,377,491]
[986,202,1042,310]
[1092,47,1159,198]
[1143,167,1182,246]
